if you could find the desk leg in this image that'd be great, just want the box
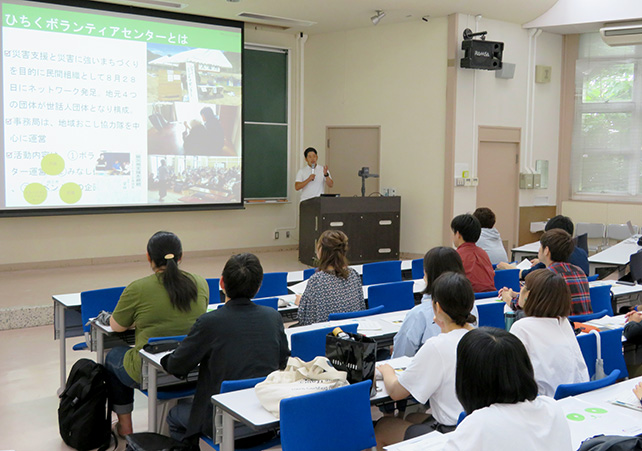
[221,411,235,451]
[148,365,158,433]
[56,301,66,395]
[96,329,105,365]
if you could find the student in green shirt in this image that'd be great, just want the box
[104,231,209,437]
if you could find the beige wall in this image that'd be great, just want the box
[0,26,303,267]
[562,201,642,228]
[452,15,563,215]
[303,19,448,254]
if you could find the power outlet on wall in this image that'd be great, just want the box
[286,231,290,238]
[274,231,279,239]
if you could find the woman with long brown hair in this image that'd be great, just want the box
[296,230,365,325]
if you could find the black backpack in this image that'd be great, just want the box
[58,358,113,451]
[579,435,642,451]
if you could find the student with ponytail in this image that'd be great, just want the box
[295,229,365,325]
[105,231,209,436]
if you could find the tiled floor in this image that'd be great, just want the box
[0,249,309,451]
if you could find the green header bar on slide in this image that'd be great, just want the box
[2,2,241,52]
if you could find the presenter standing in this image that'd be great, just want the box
[295,147,333,202]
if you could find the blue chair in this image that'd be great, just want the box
[411,258,423,280]
[457,411,467,425]
[569,310,609,323]
[254,272,288,299]
[202,377,280,450]
[328,305,385,320]
[577,328,628,380]
[303,268,315,280]
[252,297,279,310]
[367,281,415,314]
[290,324,358,361]
[474,291,499,300]
[206,278,221,303]
[587,274,599,282]
[476,302,506,329]
[494,268,520,292]
[554,369,620,400]
[73,286,126,351]
[279,380,376,451]
[362,260,402,286]
[589,284,613,316]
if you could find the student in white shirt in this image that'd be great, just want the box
[375,272,476,450]
[294,147,333,202]
[444,327,573,451]
[392,246,479,358]
[508,269,589,397]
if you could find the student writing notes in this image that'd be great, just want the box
[375,272,476,450]
[444,328,573,451]
[105,231,209,436]
[508,269,589,397]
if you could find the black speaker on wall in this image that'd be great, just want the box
[460,28,504,71]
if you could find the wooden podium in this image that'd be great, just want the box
[299,196,401,265]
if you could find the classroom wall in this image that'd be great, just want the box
[303,19,449,255]
[562,201,642,229]
[452,15,563,214]
[0,26,304,268]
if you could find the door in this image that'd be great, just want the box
[477,137,520,252]
[326,127,380,197]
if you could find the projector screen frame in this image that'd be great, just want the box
[0,0,246,218]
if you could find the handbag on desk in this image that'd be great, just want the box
[254,356,348,418]
[325,330,377,391]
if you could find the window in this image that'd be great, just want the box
[572,33,642,200]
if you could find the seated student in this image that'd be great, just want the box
[392,247,479,358]
[161,253,289,444]
[473,207,508,266]
[375,272,476,449]
[498,215,589,278]
[500,229,592,316]
[295,230,365,325]
[105,231,209,436]
[451,214,496,293]
[506,269,589,397]
[443,327,572,451]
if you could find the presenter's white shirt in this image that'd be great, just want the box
[444,396,572,451]
[397,328,468,426]
[296,165,329,202]
[510,317,589,397]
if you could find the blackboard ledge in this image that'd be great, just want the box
[245,199,291,205]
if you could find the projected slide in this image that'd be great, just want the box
[0,0,242,211]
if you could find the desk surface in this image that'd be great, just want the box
[511,241,540,253]
[589,235,641,266]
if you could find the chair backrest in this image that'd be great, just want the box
[254,272,288,299]
[362,260,402,286]
[587,274,599,282]
[290,323,358,362]
[206,278,221,304]
[367,281,415,314]
[252,297,279,310]
[80,286,126,333]
[493,268,520,292]
[569,310,608,323]
[574,233,589,254]
[303,268,315,280]
[474,291,499,300]
[220,376,267,393]
[411,258,423,280]
[328,305,384,321]
[553,369,620,400]
[589,285,613,316]
[148,335,187,343]
[577,328,628,379]
[606,224,633,242]
[576,223,606,239]
[476,302,506,329]
[279,380,376,451]
[630,250,642,283]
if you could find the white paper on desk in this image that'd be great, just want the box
[558,397,642,449]
[289,279,308,295]
[584,315,626,330]
[380,311,407,326]
[384,431,447,450]
[609,388,642,412]
[516,258,532,270]
[357,320,382,331]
